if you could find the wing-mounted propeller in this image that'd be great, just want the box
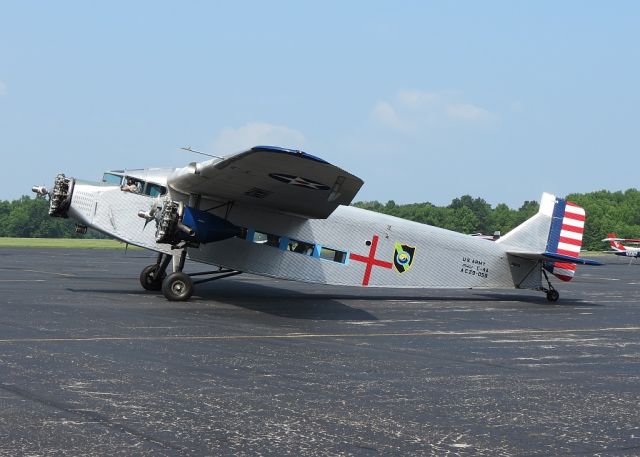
[138,198,239,247]
[138,195,164,231]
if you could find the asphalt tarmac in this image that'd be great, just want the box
[0,248,638,456]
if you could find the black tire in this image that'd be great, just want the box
[139,264,166,291]
[162,272,193,301]
[546,289,560,302]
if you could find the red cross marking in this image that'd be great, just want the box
[349,235,393,286]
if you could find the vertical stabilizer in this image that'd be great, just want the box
[496,192,556,253]
[542,200,586,281]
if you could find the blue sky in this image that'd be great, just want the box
[1,2,638,207]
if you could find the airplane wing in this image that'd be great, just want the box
[167,146,364,219]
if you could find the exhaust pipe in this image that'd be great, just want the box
[177,221,194,236]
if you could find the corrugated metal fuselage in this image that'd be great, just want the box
[68,179,542,291]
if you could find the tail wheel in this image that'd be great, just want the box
[162,272,193,301]
[139,264,166,291]
[546,289,560,302]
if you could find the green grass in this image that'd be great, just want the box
[581,250,608,257]
[0,237,142,249]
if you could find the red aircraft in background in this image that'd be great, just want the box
[603,233,640,263]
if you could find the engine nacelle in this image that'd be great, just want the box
[154,200,240,246]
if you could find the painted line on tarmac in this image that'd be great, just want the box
[0,326,639,344]
[23,269,75,277]
[0,279,46,282]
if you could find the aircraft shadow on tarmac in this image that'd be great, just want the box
[472,292,603,307]
[66,277,603,321]
[191,280,605,309]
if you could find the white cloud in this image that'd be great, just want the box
[370,101,406,131]
[0,81,6,96]
[211,122,305,154]
[445,103,495,122]
[370,89,497,131]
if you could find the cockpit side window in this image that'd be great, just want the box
[122,177,142,193]
[108,172,166,197]
[144,183,166,197]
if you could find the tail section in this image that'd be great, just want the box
[496,193,558,253]
[607,233,626,251]
[542,200,585,281]
[497,193,600,283]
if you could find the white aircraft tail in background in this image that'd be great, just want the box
[602,233,640,264]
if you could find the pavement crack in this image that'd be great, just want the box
[0,382,190,455]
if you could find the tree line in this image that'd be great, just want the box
[0,196,104,239]
[354,188,640,251]
[1,189,639,250]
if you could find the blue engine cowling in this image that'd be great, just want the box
[179,206,241,244]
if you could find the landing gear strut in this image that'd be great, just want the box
[542,269,560,302]
[139,250,241,301]
[139,252,171,291]
[161,250,193,301]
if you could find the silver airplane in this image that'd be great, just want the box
[32,146,601,302]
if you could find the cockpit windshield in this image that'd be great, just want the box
[101,172,167,197]
[146,183,165,197]
[102,173,123,185]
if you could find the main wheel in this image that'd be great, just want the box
[162,272,193,301]
[546,289,559,302]
[139,264,166,291]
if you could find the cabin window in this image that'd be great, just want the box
[319,246,348,264]
[102,173,123,185]
[242,227,347,265]
[288,239,314,255]
[251,230,281,247]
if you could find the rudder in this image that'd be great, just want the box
[543,200,585,281]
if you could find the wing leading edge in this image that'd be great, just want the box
[168,146,364,219]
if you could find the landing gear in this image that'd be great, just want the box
[542,269,560,302]
[162,272,193,301]
[161,249,191,301]
[139,250,241,301]
[139,253,171,291]
[140,265,166,291]
[546,289,559,302]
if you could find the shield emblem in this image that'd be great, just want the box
[394,243,415,273]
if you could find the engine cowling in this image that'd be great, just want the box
[153,200,240,246]
[47,174,75,218]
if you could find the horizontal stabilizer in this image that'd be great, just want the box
[507,251,603,266]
